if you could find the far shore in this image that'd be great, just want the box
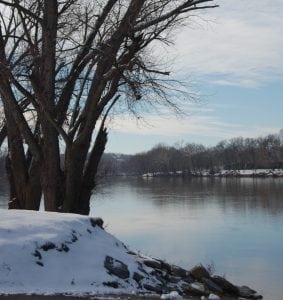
[140,168,283,178]
[0,294,238,300]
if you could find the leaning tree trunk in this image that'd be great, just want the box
[3,107,42,210]
[3,96,28,209]
[78,128,108,215]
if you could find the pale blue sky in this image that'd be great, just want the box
[105,0,283,154]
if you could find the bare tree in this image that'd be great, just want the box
[0,0,217,214]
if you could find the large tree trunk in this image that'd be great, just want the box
[63,144,89,213]
[39,0,63,211]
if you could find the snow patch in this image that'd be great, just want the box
[160,291,183,299]
[0,210,148,295]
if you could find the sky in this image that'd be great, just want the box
[106,0,283,154]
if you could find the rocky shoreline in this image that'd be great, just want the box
[101,250,263,300]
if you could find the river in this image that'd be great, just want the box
[91,177,283,300]
[0,177,282,299]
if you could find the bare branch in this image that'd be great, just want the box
[0,0,42,22]
[135,0,218,32]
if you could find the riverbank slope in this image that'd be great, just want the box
[0,210,261,299]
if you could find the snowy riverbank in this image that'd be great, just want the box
[0,210,262,299]
[142,169,283,178]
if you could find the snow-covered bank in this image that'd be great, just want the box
[0,210,262,299]
[142,169,283,178]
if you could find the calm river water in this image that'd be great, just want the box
[91,177,283,300]
[0,177,282,299]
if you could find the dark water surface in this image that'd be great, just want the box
[0,177,282,299]
[91,177,283,300]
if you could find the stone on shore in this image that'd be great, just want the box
[211,276,239,295]
[104,255,130,279]
[189,265,210,280]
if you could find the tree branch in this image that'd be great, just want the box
[0,0,42,23]
[134,0,218,32]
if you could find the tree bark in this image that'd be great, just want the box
[39,0,63,211]
[79,128,108,215]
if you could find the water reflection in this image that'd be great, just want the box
[91,177,283,300]
[100,177,283,216]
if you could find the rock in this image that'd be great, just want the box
[167,275,182,284]
[104,255,129,279]
[40,242,56,251]
[90,217,104,229]
[208,294,221,300]
[202,277,223,294]
[103,281,119,288]
[143,283,163,293]
[189,264,210,280]
[164,285,180,294]
[150,270,168,285]
[143,259,162,269]
[238,285,256,298]
[159,260,172,273]
[133,272,144,283]
[211,276,239,295]
[171,265,188,277]
[70,233,78,242]
[238,286,263,299]
[182,275,194,284]
[138,264,149,275]
[32,250,42,260]
[183,282,209,296]
[253,294,263,299]
[60,243,70,252]
[191,282,206,292]
[179,281,190,290]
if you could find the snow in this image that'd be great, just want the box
[142,169,283,177]
[200,295,221,300]
[0,210,154,296]
[160,291,183,299]
[218,169,283,177]
[208,294,221,300]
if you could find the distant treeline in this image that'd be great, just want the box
[1,134,282,178]
[99,134,283,176]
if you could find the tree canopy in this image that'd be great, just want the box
[0,0,217,214]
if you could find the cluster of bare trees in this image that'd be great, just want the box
[0,0,217,214]
[99,134,283,175]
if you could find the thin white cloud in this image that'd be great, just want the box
[107,113,280,142]
[162,0,283,87]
